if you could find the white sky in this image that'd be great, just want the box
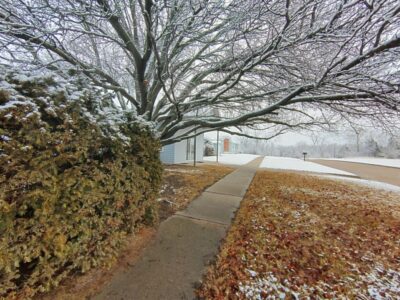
[204,127,392,147]
[204,130,348,146]
[271,131,346,146]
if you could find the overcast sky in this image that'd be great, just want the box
[204,127,392,147]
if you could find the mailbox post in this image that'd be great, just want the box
[303,152,307,161]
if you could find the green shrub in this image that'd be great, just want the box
[0,69,162,298]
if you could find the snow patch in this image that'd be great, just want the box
[247,269,258,278]
[204,154,259,165]
[0,66,157,144]
[261,156,355,176]
[319,175,400,193]
[238,272,298,300]
[0,135,11,142]
[238,267,400,299]
[362,265,400,300]
[164,168,202,174]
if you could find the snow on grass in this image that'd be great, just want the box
[321,157,400,168]
[198,171,400,299]
[362,265,400,300]
[237,266,400,300]
[319,175,400,193]
[204,154,260,165]
[261,156,355,176]
[163,168,202,174]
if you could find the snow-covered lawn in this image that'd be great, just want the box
[321,157,400,168]
[261,156,355,176]
[318,175,400,193]
[204,154,259,165]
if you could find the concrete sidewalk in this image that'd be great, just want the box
[94,157,263,300]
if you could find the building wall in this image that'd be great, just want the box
[230,142,239,154]
[174,139,188,164]
[173,134,204,164]
[220,138,239,154]
[160,143,175,164]
[224,138,229,153]
[211,141,223,155]
[160,133,204,164]
[196,134,204,162]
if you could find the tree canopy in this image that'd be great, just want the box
[1,0,399,144]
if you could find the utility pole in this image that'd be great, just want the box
[356,131,360,153]
[193,109,199,167]
[216,130,219,163]
[193,132,197,167]
[213,108,221,164]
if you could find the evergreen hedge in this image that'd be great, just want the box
[0,69,162,298]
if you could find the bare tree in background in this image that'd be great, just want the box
[1,0,399,144]
[310,131,326,157]
[348,124,365,153]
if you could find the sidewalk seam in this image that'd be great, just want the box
[203,190,244,198]
[174,213,229,227]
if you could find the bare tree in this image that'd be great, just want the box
[349,124,365,153]
[1,0,399,145]
[310,131,326,157]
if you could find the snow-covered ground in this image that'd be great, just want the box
[204,154,259,165]
[320,157,400,168]
[319,175,400,193]
[261,156,355,176]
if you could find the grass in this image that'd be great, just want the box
[198,170,400,299]
[37,163,234,300]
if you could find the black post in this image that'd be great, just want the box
[303,152,307,161]
[216,130,219,163]
[193,133,197,167]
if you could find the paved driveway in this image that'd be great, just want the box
[312,159,400,187]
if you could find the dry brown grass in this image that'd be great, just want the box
[198,171,400,299]
[158,163,234,220]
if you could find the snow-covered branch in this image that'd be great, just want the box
[0,0,399,144]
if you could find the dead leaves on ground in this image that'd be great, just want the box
[198,171,400,299]
[158,164,234,220]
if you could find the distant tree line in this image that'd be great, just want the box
[236,134,400,159]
